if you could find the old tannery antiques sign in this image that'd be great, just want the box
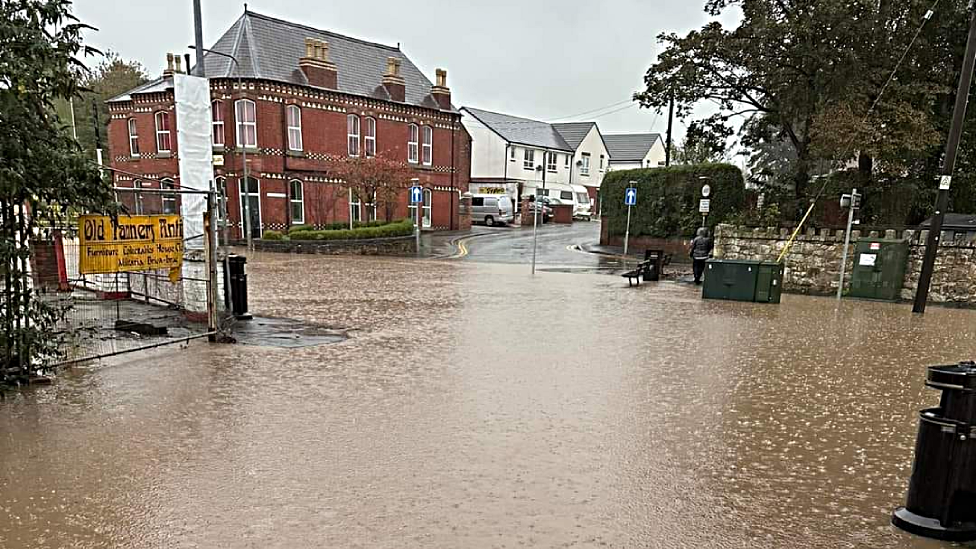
[78,215,184,277]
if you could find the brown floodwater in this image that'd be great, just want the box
[2,252,976,548]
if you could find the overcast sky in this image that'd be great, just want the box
[75,0,739,141]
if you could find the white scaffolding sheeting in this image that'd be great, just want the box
[175,74,215,250]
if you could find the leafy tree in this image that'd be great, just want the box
[636,0,972,221]
[673,119,732,165]
[54,51,149,159]
[329,154,413,222]
[1,0,116,384]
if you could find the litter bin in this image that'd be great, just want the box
[643,249,665,282]
[225,254,251,320]
[893,362,976,541]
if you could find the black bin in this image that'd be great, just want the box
[224,254,251,319]
[643,249,665,282]
[893,362,976,541]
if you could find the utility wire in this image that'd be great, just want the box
[550,98,634,121]
[777,0,941,262]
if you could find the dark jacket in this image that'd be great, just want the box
[690,236,713,260]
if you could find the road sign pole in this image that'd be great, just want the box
[837,188,857,301]
[416,197,421,256]
[624,204,632,257]
[913,7,976,314]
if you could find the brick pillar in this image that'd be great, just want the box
[521,198,535,227]
[458,193,472,231]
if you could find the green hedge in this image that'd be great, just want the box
[288,219,414,241]
[288,219,395,234]
[600,164,746,238]
[262,230,285,241]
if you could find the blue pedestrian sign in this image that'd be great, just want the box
[624,187,637,206]
[410,186,423,204]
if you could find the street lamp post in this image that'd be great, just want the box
[532,161,548,275]
[190,45,251,252]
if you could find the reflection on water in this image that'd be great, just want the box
[2,253,974,548]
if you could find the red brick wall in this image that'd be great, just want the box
[108,80,472,235]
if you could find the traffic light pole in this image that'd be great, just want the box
[913,7,976,314]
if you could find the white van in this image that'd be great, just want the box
[471,194,515,226]
[535,185,593,221]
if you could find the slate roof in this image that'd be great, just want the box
[604,133,662,162]
[552,122,595,150]
[462,107,573,152]
[110,10,451,110]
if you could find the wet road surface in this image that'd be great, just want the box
[450,222,628,271]
[3,251,976,548]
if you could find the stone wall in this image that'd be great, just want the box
[714,224,976,304]
[252,234,416,256]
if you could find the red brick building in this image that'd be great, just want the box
[107,10,471,236]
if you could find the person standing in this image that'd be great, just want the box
[690,227,713,285]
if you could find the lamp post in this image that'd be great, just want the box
[190,45,251,252]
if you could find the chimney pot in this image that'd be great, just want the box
[431,68,451,110]
[174,55,182,74]
[382,57,406,102]
[299,38,337,89]
[320,41,330,63]
[164,53,175,76]
[305,38,314,59]
[436,69,447,88]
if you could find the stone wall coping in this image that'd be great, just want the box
[715,224,976,248]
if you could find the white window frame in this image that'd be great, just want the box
[599,154,605,171]
[350,191,362,223]
[154,111,171,153]
[239,176,262,238]
[546,152,557,172]
[565,154,570,168]
[211,100,225,147]
[287,105,303,152]
[407,124,419,164]
[422,188,432,228]
[422,125,433,166]
[161,178,177,214]
[523,149,535,170]
[581,153,591,176]
[289,179,304,224]
[347,114,360,157]
[510,146,516,162]
[365,117,376,157]
[215,176,226,221]
[365,190,377,221]
[235,99,257,149]
[128,118,140,157]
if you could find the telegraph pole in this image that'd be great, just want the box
[192,0,206,77]
[665,90,675,167]
[913,6,976,314]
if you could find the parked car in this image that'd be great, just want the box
[471,194,514,226]
[526,198,553,222]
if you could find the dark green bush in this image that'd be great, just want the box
[261,230,285,241]
[600,164,746,238]
[288,219,414,241]
[288,224,314,234]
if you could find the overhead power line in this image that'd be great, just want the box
[550,98,634,121]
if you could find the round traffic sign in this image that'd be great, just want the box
[702,184,711,198]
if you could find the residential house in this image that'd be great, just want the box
[604,133,666,171]
[107,10,471,236]
[460,107,608,212]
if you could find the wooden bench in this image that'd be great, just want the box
[622,260,651,287]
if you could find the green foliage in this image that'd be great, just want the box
[600,164,746,238]
[1,0,117,384]
[261,230,285,241]
[637,0,973,218]
[288,219,414,241]
[288,224,314,233]
[289,219,401,233]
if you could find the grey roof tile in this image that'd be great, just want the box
[462,107,573,152]
[604,133,662,162]
[112,11,452,111]
[551,122,594,150]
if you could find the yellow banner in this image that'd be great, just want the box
[78,215,184,277]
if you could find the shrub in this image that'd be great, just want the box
[288,224,314,234]
[286,219,414,241]
[262,230,285,241]
[600,163,746,238]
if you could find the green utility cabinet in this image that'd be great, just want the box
[703,259,783,303]
[849,238,909,301]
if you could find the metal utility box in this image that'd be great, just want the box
[703,259,758,302]
[703,259,783,303]
[755,262,783,304]
[849,239,909,301]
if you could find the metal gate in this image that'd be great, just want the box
[36,185,227,368]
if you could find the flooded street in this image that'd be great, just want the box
[3,251,976,548]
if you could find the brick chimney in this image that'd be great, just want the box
[163,53,175,76]
[431,68,451,110]
[382,57,405,102]
[173,55,183,74]
[299,38,338,89]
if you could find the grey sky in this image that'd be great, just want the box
[76,0,737,140]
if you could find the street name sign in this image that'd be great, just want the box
[699,199,711,213]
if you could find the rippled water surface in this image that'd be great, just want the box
[3,252,976,548]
